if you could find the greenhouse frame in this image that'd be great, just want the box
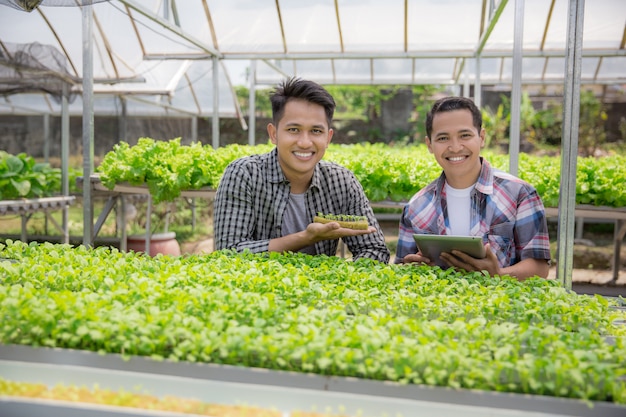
[2,1,626,416]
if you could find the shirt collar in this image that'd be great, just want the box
[435,156,494,197]
[268,148,287,183]
[475,157,494,195]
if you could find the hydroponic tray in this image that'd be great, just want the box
[84,173,217,199]
[1,344,625,417]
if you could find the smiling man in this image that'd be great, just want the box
[395,96,551,280]
[213,77,389,263]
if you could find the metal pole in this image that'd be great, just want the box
[82,1,95,247]
[145,197,152,254]
[474,56,482,109]
[43,113,50,162]
[191,116,197,232]
[119,96,127,143]
[556,0,585,288]
[163,0,170,20]
[248,60,257,146]
[463,61,470,98]
[212,56,220,149]
[509,0,525,176]
[61,84,70,244]
[191,116,198,143]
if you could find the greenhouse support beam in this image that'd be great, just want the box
[118,96,127,143]
[82,2,95,247]
[119,0,221,58]
[463,60,470,97]
[191,116,197,143]
[61,84,69,244]
[43,113,50,162]
[474,55,482,109]
[556,0,585,288]
[509,0,525,177]
[476,0,508,56]
[223,48,626,60]
[212,56,219,149]
[124,96,199,117]
[248,60,257,146]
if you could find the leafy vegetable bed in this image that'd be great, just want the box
[0,151,63,200]
[96,138,626,207]
[1,240,625,405]
[3,139,624,208]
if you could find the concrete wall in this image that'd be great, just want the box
[0,115,383,164]
[1,88,623,163]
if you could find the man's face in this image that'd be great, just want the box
[268,98,333,184]
[426,109,485,189]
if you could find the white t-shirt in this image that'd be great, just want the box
[444,182,474,236]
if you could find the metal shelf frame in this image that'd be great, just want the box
[0,196,76,244]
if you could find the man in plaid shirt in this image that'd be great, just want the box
[213,77,390,263]
[395,96,550,280]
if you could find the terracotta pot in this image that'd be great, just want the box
[126,232,181,256]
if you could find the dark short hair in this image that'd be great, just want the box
[425,96,482,138]
[269,77,336,127]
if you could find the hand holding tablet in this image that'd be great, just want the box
[412,234,486,268]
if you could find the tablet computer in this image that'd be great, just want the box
[412,234,486,267]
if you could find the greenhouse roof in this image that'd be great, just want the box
[0,0,624,118]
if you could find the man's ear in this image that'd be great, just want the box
[480,128,486,148]
[425,136,433,153]
[267,123,277,144]
[326,128,334,147]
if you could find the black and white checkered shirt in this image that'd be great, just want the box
[213,148,390,263]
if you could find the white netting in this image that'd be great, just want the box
[0,0,110,12]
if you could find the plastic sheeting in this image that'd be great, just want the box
[0,0,624,117]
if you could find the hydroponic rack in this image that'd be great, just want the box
[1,344,625,417]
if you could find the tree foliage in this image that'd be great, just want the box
[235,84,441,124]
[482,89,610,156]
